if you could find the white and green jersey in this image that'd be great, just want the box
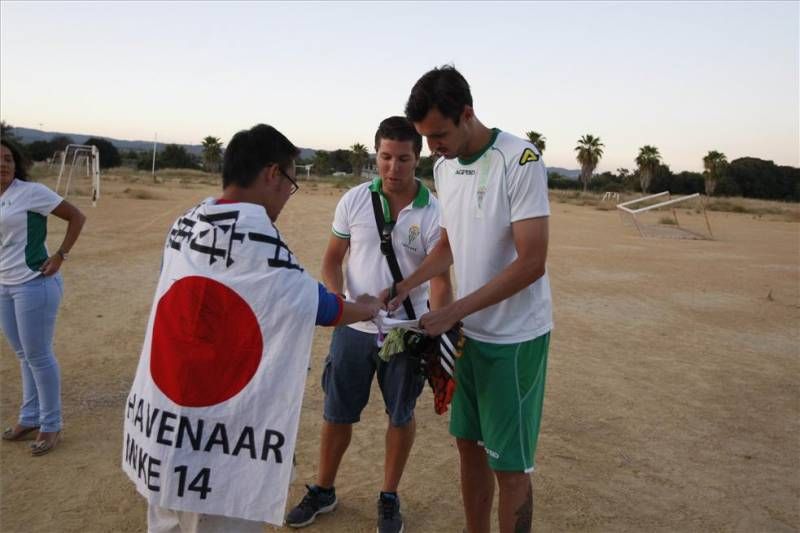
[0,179,63,285]
[434,129,552,343]
[332,178,441,334]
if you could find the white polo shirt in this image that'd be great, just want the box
[332,178,441,333]
[434,129,553,344]
[0,179,63,285]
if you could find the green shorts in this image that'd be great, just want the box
[449,332,550,473]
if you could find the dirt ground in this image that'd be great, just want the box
[1,173,798,533]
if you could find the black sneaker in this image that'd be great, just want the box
[286,484,337,528]
[377,492,404,533]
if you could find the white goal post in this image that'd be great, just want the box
[616,191,714,240]
[296,164,313,179]
[55,144,101,207]
[602,191,620,202]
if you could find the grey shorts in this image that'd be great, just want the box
[322,326,424,426]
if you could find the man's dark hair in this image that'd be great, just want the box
[374,116,422,157]
[0,138,30,181]
[222,124,299,188]
[405,65,473,125]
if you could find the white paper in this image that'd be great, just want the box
[372,310,423,333]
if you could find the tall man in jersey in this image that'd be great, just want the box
[286,116,452,533]
[390,66,553,533]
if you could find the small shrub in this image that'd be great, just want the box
[332,176,361,190]
[121,188,163,200]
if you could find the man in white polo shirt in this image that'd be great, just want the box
[391,66,553,533]
[286,116,452,533]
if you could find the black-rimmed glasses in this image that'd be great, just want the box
[277,165,299,195]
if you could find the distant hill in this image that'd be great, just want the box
[9,127,316,160]
[546,167,580,179]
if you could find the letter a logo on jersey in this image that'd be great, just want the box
[519,148,539,166]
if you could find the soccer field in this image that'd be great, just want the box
[1,171,797,532]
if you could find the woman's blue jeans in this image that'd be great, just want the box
[0,274,63,432]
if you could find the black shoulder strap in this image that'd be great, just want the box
[370,191,416,320]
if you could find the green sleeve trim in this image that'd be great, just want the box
[332,228,351,239]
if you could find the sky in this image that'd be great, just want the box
[1,1,798,172]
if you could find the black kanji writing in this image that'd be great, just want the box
[167,206,302,272]
[168,211,198,251]
[188,211,245,266]
[248,229,303,271]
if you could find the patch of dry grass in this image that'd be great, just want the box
[118,187,165,200]
[100,168,220,187]
[309,174,367,190]
[551,189,642,207]
[68,187,91,197]
[705,197,798,221]
[551,190,799,222]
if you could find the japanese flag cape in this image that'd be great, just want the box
[121,199,318,525]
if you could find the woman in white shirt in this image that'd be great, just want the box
[0,138,85,456]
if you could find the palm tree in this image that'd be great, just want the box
[574,134,604,191]
[635,145,661,193]
[525,131,546,153]
[702,150,727,196]
[349,143,369,178]
[201,136,223,173]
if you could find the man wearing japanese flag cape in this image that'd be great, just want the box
[122,124,382,532]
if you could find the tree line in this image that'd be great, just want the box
[530,130,799,201]
[1,122,381,179]
[0,122,224,174]
[2,121,796,200]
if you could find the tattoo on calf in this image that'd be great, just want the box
[514,483,533,533]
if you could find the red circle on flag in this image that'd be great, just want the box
[150,276,263,407]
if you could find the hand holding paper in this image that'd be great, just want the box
[372,310,424,334]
